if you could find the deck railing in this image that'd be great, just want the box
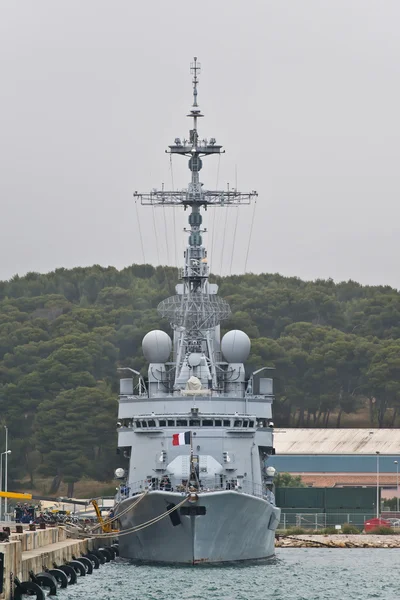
[116,478,274,503]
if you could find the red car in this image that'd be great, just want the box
[364,517,392,532]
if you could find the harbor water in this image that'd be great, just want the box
[59,548,399,600]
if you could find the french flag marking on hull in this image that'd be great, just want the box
[172,431,191,446]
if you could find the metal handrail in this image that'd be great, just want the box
[117,478,272,503]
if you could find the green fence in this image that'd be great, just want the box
[276,487,377,511]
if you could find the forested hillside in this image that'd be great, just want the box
[1,264,400,493]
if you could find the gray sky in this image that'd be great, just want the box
[0,0,399,287]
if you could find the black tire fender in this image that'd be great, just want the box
[48,568,69,588]
[14,581,46,600]
[58,564,78,584]
[91,549,106,565]
[104,545,116,559]
[34,572,58,595]
[97,547,111,563]
[111,543,120,556]
[77,556,93,574]
[84,553,100,569]
[68,559,86,576]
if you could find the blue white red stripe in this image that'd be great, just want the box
[172,431,191,446]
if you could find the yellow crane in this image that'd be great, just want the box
[90,499,114,533]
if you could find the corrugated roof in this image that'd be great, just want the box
[299,474,398,487]
[274,429,400,455]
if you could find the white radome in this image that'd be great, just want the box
[221,330,251,363]
[115,468,125,479]
[142,330,172,363]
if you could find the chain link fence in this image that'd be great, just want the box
[277,512,376,530]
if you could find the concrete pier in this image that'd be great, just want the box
[0,526,111,599]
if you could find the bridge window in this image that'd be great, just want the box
[189,419,200,426]
[243,420,249,428]
[177,419,188,426]
[148,419,156,427]
[202,419,213,426]
[159,420,166,427]
[142,421,148,428]
[215,419,222,426]
[167,420,175,427]
[249,420,254,428]
[234,420,242,427]
[135,420,142,428]
[223,419,231,427]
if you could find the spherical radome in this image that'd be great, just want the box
[188,353,202,367]
[115,468,125,479]
[221,330,251,363]
[142,330,172,363]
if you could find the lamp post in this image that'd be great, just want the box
[0,450,11,521]
[376,451,380,519]
[4,426,8,520]
[394,460,399,514]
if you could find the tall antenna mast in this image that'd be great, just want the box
[191,56,200,108]
[134,57,257,210]
[134,58,258,388]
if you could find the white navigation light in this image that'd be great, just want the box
[221,330,251,363]
[142,330,172,363]
[115,468,125,479]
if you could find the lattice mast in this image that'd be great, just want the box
[134,58,257,388]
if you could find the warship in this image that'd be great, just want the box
[114,58,281,564]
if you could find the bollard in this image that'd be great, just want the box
[29,524,36,531]
[15,525,23,534]
[39,523,46,530]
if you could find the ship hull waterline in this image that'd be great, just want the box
[115,490,281,564]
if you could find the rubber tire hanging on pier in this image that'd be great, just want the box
[90,549,106,565]
[97,548,111,563]
[84,553,100,569]
[33,572,58,596]
[68,559,86,576]
[58,564,77,584]
[103,545,117,559]
[75,556,93,574]
[14,581,46,600]
[47,568,69,588]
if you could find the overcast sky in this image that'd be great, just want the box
[0,1,399,287]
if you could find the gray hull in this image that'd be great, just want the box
[116,491,281,564]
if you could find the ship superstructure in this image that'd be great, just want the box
[115,58,280,564]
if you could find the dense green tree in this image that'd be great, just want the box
[274,472,306,488]
[35,386,118,495]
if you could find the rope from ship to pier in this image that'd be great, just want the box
[87,495,189,539]
[88,490,149,533]
[63,492,149,537]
